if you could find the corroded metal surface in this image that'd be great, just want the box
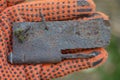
[13,18,111,49]
[8,18,111,64]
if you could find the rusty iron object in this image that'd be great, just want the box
[7,16,111,64]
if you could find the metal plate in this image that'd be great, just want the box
[12,18,111,55]
[10,18,111,64]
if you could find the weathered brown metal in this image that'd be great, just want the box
[7,17,111,64]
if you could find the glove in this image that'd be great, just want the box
[0,0,108,80]
[0,0,25,13]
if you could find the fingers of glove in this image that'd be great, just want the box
[7,0,25,6]
[3,0,95,20]
[0,0,25,13]
[0,0,7,13]
[40,48,108,79]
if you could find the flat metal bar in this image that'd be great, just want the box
[7,17,111,64]
[12,18,111,49]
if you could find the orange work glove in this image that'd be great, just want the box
[0,0,108,80]
[0,0,25,12]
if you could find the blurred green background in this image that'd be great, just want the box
[53,0,120,80]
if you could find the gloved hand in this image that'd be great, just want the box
[0,0,108,80]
